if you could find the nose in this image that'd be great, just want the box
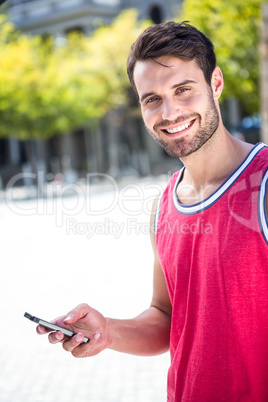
[161,98,181,121]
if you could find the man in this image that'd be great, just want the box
[37,22,268,401]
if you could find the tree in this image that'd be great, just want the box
[0,18,107,141]
[0,10,149,177]
[178,0,262,115]
[0,10,146,141]
[86,9,148,108]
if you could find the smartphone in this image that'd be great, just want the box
[24,312,89,343]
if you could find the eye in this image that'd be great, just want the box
[146,96,160,104]
[176,87,190,95]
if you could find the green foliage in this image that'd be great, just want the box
[0,10,146,140]
[178,0,262,114]
[86,10,148,107]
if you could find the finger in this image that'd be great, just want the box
[48,331,65,344]
[36,325,49,335]
[62,331,101,356]
[71,332,101,358]
[62,333,85,352]
[63,303,90,325]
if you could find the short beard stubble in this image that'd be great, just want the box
[146,89,220,159]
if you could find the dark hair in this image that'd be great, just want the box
[127,21,216,91]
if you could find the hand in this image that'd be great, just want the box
[36,303,111,358]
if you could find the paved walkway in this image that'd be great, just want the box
[0,176,170,402]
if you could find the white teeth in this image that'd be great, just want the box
[166,121,191,134]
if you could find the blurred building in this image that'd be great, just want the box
[0,0,181,188]
[7,0,178,35]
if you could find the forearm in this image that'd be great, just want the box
[107,306,171,356]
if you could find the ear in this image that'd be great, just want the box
[211,66,224,100]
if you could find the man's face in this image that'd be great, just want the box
[133,56,220,158]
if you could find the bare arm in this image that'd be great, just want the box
[37,196,172,358]
[108,197,172,355]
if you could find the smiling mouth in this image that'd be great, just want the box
[163,119,195,134]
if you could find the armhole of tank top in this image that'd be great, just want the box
[258,167,268,245]
[154,192,163,237]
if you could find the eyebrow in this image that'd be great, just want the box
[140,80,198,103]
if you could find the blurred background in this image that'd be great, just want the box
[0,175,171,401]
[0,0,267,191]
[0,0,268,401]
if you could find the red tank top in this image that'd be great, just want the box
[155,143,268,401]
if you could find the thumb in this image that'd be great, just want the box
[63,303,90,324]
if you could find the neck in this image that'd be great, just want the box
[178,125,254,204]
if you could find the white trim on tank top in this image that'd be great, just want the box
[259,167,268,244]
[172,142,267,215]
